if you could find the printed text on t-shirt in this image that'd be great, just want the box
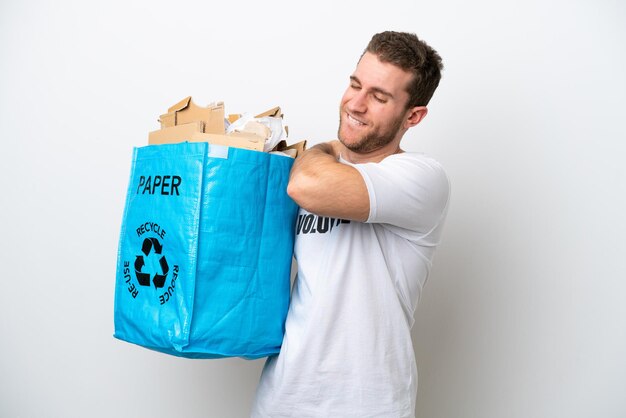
[296,214,350,235]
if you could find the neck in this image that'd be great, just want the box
[339,140,403,164]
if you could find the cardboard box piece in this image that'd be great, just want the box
[150,121,266,151]
[159,96,225,134]
[149,97,305,156]
[272,140,307,158]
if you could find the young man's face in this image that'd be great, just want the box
[338,52,414,154]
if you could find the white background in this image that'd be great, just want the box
[1,0,625,417]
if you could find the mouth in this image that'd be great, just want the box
[345,112,366,127]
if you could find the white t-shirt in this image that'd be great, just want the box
[251,152,450,418]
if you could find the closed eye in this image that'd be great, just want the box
[349,75,362,90]
[373,94,387,103]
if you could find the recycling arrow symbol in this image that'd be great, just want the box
[134,237,169,289]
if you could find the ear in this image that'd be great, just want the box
[404,106,428,129]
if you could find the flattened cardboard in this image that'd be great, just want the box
[149,122,264,151]
[200,132,264,151]
[159,96,225,134]
[272,139,307,158]
[167,96,193,113]
[149,122,204,145]
[255,106,282,118]
[280,140,307,158]
[159,111,176,128]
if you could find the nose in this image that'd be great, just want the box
[346,89,367,114]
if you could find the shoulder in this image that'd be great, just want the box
[353,152,450,197]
[349,152,450,230]
[385,152,447,176]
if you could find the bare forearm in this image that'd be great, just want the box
[290,142,338,181]
[287,141,369,221]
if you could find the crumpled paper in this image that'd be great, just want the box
[226,113,287,152]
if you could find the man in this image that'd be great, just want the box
[252,31,450,417]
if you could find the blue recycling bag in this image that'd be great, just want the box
[114,142,298,359]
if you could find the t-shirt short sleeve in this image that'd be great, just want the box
[351,153,450,234]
